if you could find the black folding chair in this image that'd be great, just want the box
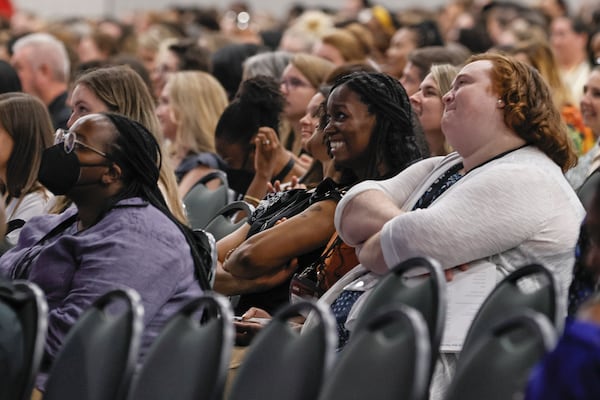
[0,280,47,400]
[127,292,234,400]
[183,170,229,230]
[318,304,431,400]
[204,201,252,241]
[460,263,558,357]
[227,300,337,400]
[43,288,144,400]
[445,310,557,400]
[352,256,446,382]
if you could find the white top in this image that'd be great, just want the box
[5,190,53,244]
[335,146,585,319]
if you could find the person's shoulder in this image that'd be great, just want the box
[18,190,52,210]
[474,147,558,175]
[13,208,75,245]
[94,199,168,233]
[470,147,578,196]
[391,154,458,182]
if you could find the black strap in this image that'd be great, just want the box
[37,214,79,244]
[6,219,25,235]
[10,214,78,280]
[467,144,529,174]
[272,157,296,183]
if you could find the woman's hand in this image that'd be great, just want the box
[253,127,285,180]
[234,307,272,346]
[241,307,272,319]
[268,176,307,193]
[444,263,470,281]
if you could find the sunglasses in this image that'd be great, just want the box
[54,128,111,159]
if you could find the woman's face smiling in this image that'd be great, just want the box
[324,83,376,170]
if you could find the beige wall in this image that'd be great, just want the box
[14,0,447,19]
[13,0,579,21]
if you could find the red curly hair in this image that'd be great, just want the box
[468,52,577,172]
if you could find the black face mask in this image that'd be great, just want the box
[38,144,110,196]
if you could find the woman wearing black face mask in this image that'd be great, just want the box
[215,75,307,205]
[0,113,209,392]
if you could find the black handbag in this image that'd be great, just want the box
[246,178,341,239]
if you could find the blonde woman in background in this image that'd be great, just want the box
[136,23,182,79]
[62,65,187,223]
[311,27,371,66]
[279,53,334,160]
[156,71,229,197]
[410,63,460,156]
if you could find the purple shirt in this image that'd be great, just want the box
[0,197,202,363]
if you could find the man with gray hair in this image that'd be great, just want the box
[11,32,71,129]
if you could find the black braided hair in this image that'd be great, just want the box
[101,112,211,289]
[215,75,284,148]
[329,71,426,180]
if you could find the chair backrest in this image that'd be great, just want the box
[444,310,557,400]
[460,263,558,356]
[183,170,229,230]
[0,280,47,400]
[352,256,446,381]
[318,305,431,400]
[577,166,600,209]
[227,300,337,400]
[127,292,234,400]
[204,201,252,242]
[43,288,144,400]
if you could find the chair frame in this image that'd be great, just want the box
[183,170,229,230]
[460,263,559,356]
[127,292,234,400]
[0,280,48,400]
[318,304,431,400]
[227,300,337,400]
[204,201,252,242]
[43,288,144,400]
[445,309,557,400]
[353,256,446,380]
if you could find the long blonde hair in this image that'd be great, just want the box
[167,71,229,156]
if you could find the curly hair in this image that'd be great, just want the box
[468,52,577,171]
[328,71,426,180]
[215,75,284,147]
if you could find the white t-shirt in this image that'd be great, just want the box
[5,190,53,245]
